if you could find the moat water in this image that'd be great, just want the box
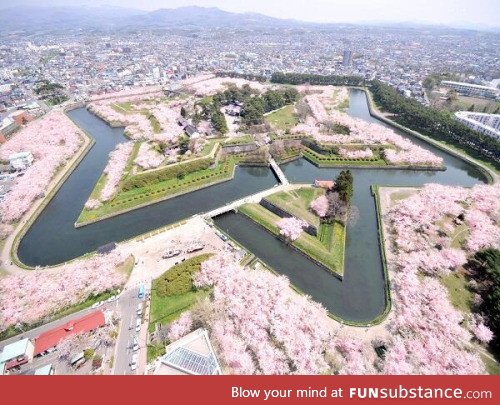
[18,89,487,322]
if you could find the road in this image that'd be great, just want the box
[0,296,120,375]
[0,286,148,376]
[113,286,145,375]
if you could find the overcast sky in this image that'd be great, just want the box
[6,0,500,27]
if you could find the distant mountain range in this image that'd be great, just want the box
[0,5,301,32]
[0,5,497,33]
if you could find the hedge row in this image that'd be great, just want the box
[303,149,379,162]
[110,162,233,207]
[122,155,215,191]
[153,254,212,297]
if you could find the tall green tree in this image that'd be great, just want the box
[211,110,228,135]
[335,170,354,205]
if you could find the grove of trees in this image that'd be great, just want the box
[209,85,299,127]
[320,170,356,225]
[468,248,500,353]
[271,72,365,87]
[369,80,500,168]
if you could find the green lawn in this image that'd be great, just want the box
[441,271,472,314]
[450,223,469,249]
[336,98,350,111]
[147,344,166,363]
[117,255,135,277]
[239,203,280,233]
[482,354,500,375]
[148,114,162,133]
[149,254,211,333]
[265,187,324,227]
[265,105,298,131]
[149,289,206,333]
[111,102,134,113]
[222,135,254,145]
[77,158,236,224]
[238,200,345,276]
[389,189,417,204]
[147,255,211,361]
[434,217,469,249]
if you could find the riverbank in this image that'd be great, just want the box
[302,146,445,171]
[2,107,95,272]
[76,158,237,227]
[7,89,493,328]
[362,87,498,184]
[238,202,345,278]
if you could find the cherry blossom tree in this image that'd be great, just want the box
[310,195,329,217]
[380,183,500,374]
[89,85,162,102]
[191,254,334,375]
[276,217,308,241]
[338,148,374,159]
[85,199,102,211]
[168,312,193,342]
[185,76,271,97]
[470,316,494,344]
[101,142,134,201]
[0,251,128,330]
[0,111,83,222]
[289,93,443,168]
[134,142,164,170]
[0,224,13,240]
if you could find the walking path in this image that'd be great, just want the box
[269,157,289,185]
[201,183,307,219]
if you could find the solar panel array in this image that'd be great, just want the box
[163,347,218,375]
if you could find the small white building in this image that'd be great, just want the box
[455,111,500,141]
[9,151,34,171]
[442,80,500,100]
[0,338,35,374]
[0,117,18,137]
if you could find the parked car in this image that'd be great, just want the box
[91,301,103,309]
[162,249,181,259]
[70,352,85,368]
[132,337,139,352]
[136,303,143,316]
[186,241,205,253]
[215,231,228,241]
[135,319,141,332]
[130,353,138,371]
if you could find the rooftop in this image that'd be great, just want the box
[442,80,499,92]
[34,364,54,375]
[0,338,31,363]
[154,328,221,375]
[9,151,32,160]
[33,310,105,356]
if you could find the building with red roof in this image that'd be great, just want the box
[34,310,106,356]
[314,179,335,190]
